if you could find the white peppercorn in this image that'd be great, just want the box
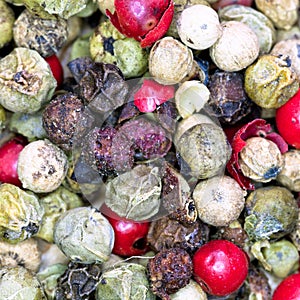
[170,279,207,299]
[239,137,283,183]
[209,21,259,72]
[17,139,68,193]
[277,150,300,192]
[54,206,115,264]
[177,4,222,50]
[149,37,194,85]
[193,175,246,227]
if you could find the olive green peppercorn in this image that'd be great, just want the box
[0,0,15,49]
[244,54,299,109]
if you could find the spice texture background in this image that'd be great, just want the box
[0,0,299,299]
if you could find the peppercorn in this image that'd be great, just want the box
[17,139,68,193]
[207,70,253,124]
[244,54,299,109]
[55,262,102,300]
[170,279,208,299]
[13,9,68,58]
[0,0,15,49]
[147,247,193,300]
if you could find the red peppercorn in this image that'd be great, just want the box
[45,54,64,88]
[106,0,174,48]
[276,88,300,149]
[193,239,249,296]
[272,273,300,300]
[134,79,175,113]
[0,136,27,187]
[101,205,150,257]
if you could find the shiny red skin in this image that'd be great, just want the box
[0,136,27,187]
[193,240,249,296]
[272,273,300,300]
[134,79,175,112]
[45,54,64,88]
[276,89,300,149]
[212,0,253,10]
[101,205,150,257]
[106,0,174,47]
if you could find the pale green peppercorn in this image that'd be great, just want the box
[244,54,299,109]
[244,186,299,241]
[262,239,299,278]
[0,47,57,113]
[0,0,15,49]
[75,0,98,17]
[170,279,207,299]
[36,186,84,243]
[17,139,68,193]
[218,4,276,54]
[13,9,68,57]
[0,105,6,132]
[54,206,115,263]
[0,183,44,244]
[90,20,149,78]
[9,110,46,141]
[0,266,47,299]
[37,264,68,300]
[105,165,162,221]
[70,32,92,61]
[22,0,90,19]
[96,263,156,300]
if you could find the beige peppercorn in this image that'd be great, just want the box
[193,175,247,227]
[239,137,283,183]
[149,37,194,85]
[255,0,299,30]
[209,21,259,72]
[277,150,300,192]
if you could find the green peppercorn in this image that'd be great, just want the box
[54,206,115,263]
[0,105,6,132]
[244,54,299,109]
[0,47,57,113]
[0,183,44,244]
[244,186,299,241]
[0,0,15,49]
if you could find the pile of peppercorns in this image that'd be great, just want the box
[0,0,299,299]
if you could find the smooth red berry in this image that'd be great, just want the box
[45,54,64,88]
[101,205,150,257]
[193,240,249,296]
[134,79,175,113]
[272,273,300,300]
[0,136,27,187]
[276,88,300,149]
[106,0,174,48]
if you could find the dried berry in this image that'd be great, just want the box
[147,247,193,300]
[55,262,102,300]
[42,93,86,152]
[210,21,259,72]
[0,0,15,49]
[244,54,299,109]
[207,71,253,124]
[0,183,43,243]
[147,216,209,254]
[149,36,194,85]
[169,279,207,299]
[105,165,162,221]
[68,57,128,114]
[177,5,222,50]
[244,186,299,241]
[17,139,68,193]
[0,47,57,113]
[13,9,68,58]
[239,136,283,182]
[193,175,246,227]
[96,263,155,300]
[54,206,115,263]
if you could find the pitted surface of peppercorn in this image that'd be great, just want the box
[147,247,193,300]
[55,262,102,300]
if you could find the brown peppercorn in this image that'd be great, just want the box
[207,71,253,124]
[42,93,87,152]
[13,9,68,57]
[147,216,210,254]
[55,262,102,300]
[147,247,193,300]
[239,137,283,182]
